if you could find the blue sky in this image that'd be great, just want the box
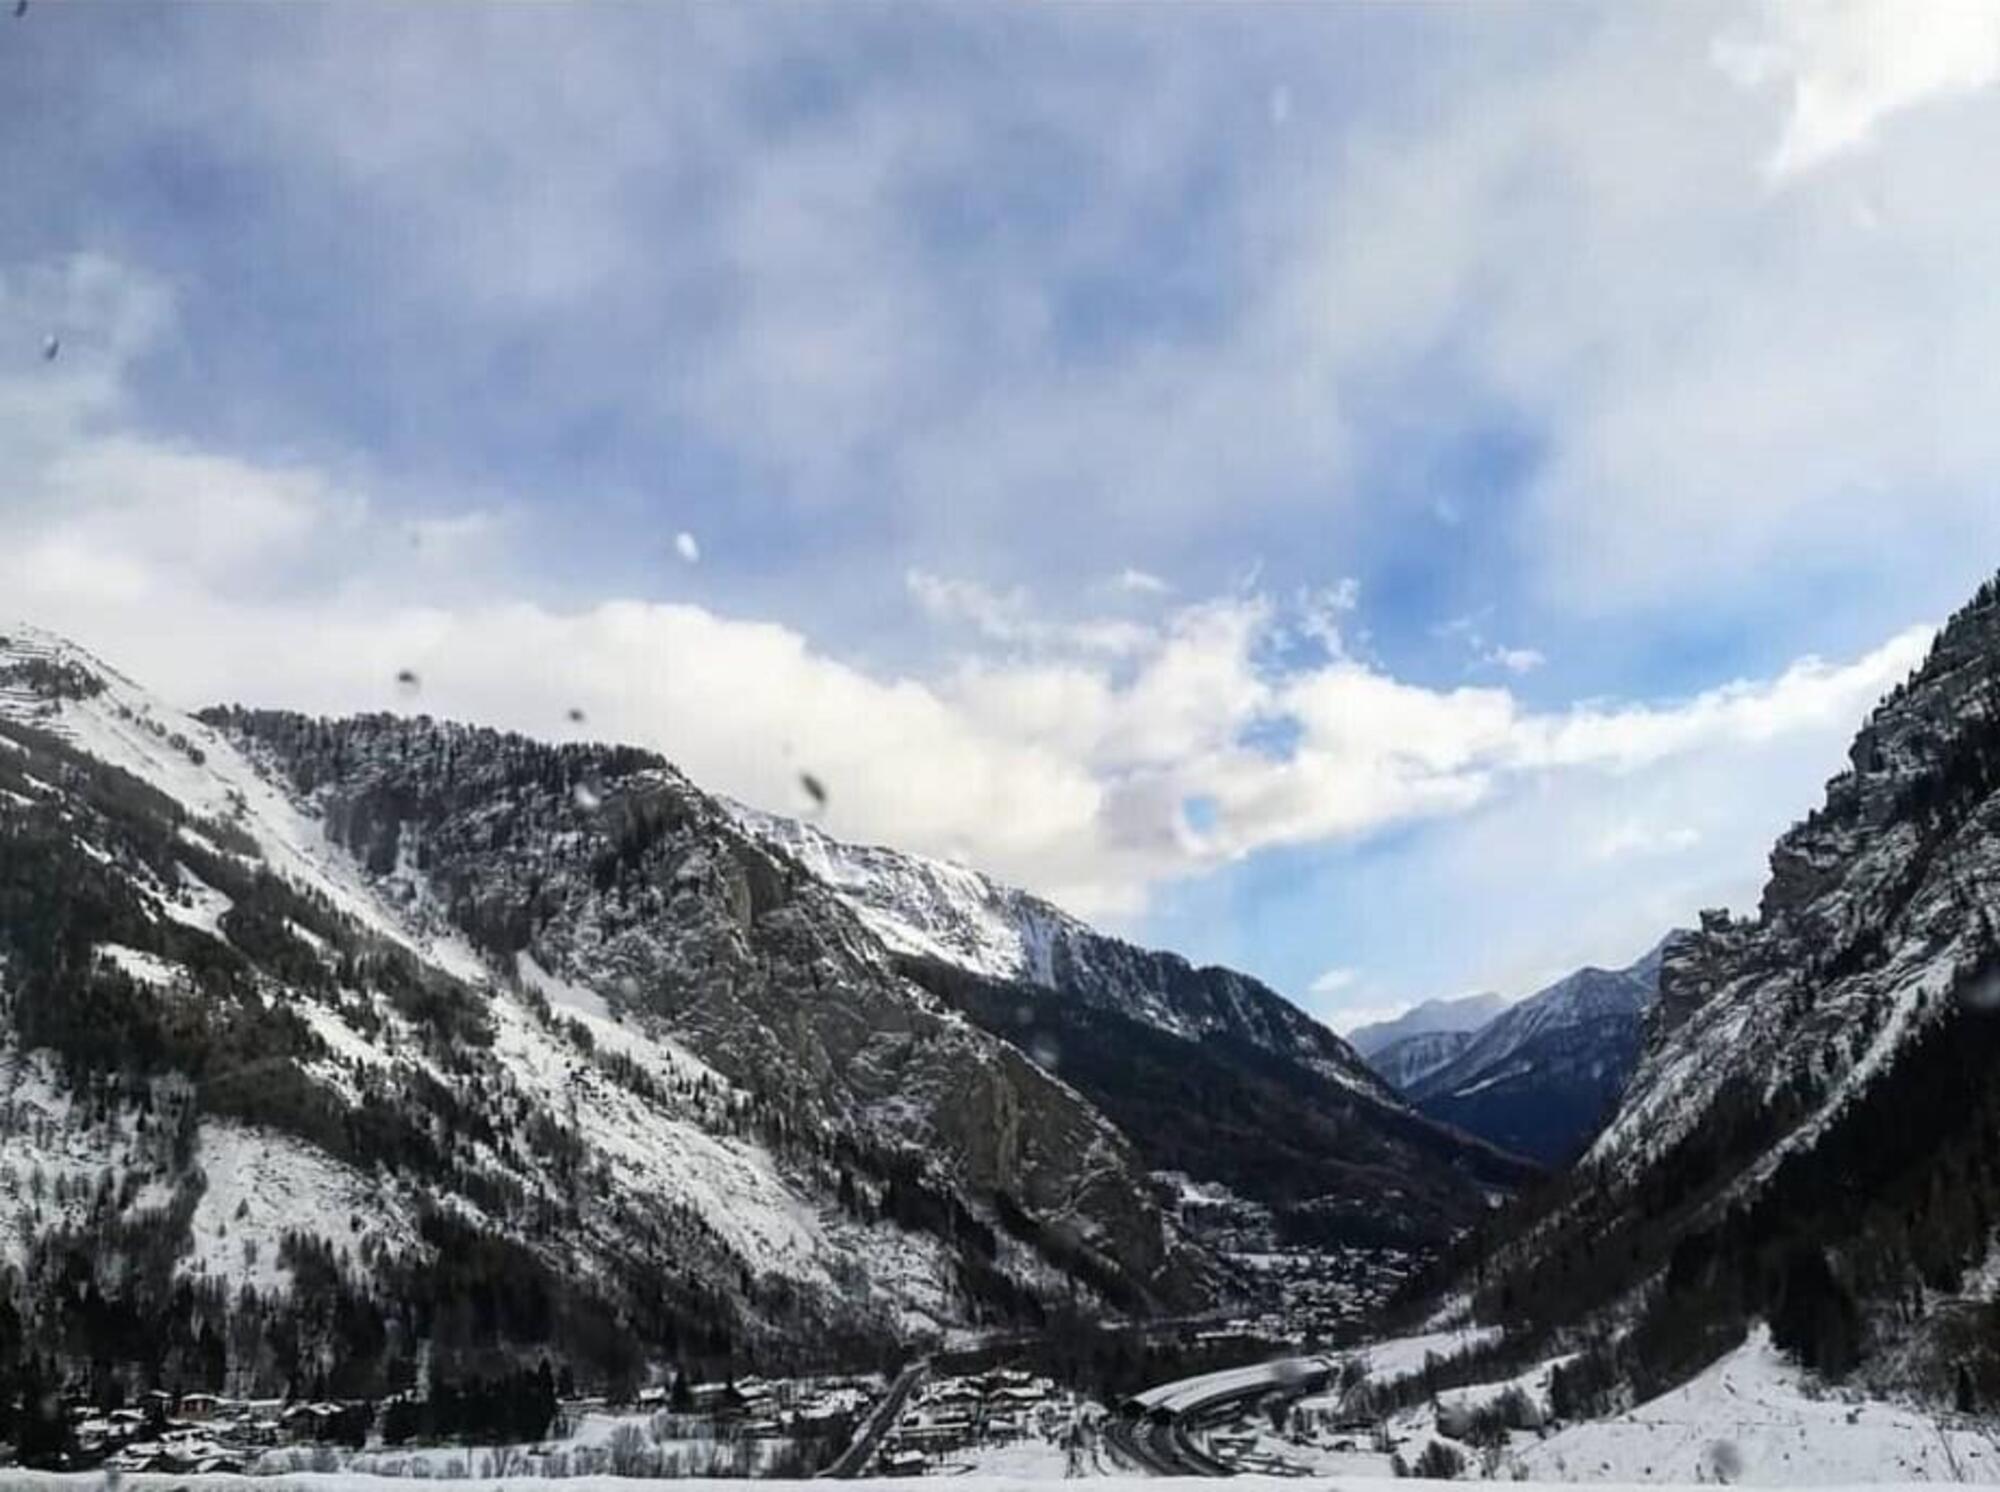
[3,1,1996,1026]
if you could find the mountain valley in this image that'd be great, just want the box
[11,569,2000,1475]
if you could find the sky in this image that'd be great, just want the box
[2,1,1997,1028]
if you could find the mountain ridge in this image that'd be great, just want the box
[1458,571,2000,1401]
[732,805,1397,1102]
[1348,992,1510,1059]
[0,623,1211,1401]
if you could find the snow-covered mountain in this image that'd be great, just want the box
[732,808,1539,1249]
[0,624,1210,1400]
[0,622,1542,1410]
[1367,1026,1479,1094]
[1466,570,2000,1401]
[1348,992,1509,1059]
[1405,942,1670,1163]
[734,807,1389,1098]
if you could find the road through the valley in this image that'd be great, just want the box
[822,1358,930,1477]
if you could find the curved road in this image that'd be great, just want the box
[1107,1356,1334,1476]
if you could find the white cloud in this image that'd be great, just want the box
[1308,966,1357,995]
[908,568,1155,658]
[1589,820,1703,863]
[5,410,1931,932]
[1296,6,2000,621]
[1114,568,1172,596]
[1324,1002,1411,1036]
[1717,0,2000,177]
[59,5,2000,651]
[1487,645,1546,675]
[0,264,1938,932]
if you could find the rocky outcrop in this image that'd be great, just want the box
[213,708,1209,1311]
[1471,573,2000,1394]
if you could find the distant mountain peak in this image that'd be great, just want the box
[1347,991,1510,1058]
[1368,940,1679,1164]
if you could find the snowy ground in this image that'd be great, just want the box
[1350,1321,1504,1382]
[938,1438,1080,1478]
[1169,1324,2000,1484]
[5,1476,1995,1490]
[1517,1327,2000,1484]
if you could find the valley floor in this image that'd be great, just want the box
[4,1476,1997,1491]
[16,1322,2000,1486]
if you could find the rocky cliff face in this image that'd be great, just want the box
[211,707,1208,1314]
[1586,590,2000,1182]
[1473,573,2000,1395]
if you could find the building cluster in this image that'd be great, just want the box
[75,1391,361,1476]
[619,1372,877,1441]
[872,1369,1081,1475]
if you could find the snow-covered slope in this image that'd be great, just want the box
[1407,942,1669,1163]
[1365,1027,1477,1093]
[1349,992,1509,1060]
[0,624,1209,1401]
[1517,1326,2000,1484]
[731,805,1075,989]
[733,806,1390,1099]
